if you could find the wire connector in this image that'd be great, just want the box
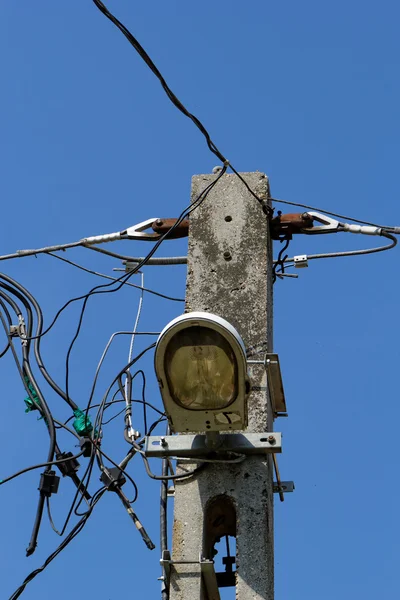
[100,467,126,491]
[38,471,60,497]
[79,437,93,458]
[55,452,80,477]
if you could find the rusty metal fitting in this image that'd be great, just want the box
[267,435,276,445]
[270,212,314,239]
[151,218,189,239]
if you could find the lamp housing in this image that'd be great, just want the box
[155,312,250,433]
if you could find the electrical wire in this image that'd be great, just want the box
[19,166,226,358]
[0,451,84,486]
[272,236,291,283]
[44,169,226,413]
[86,332,155,418]
[0,298,12,357]
[138,448,206,481]
[89,245,187,265]
[8,487,106,600]
[95,445,139,504]
[91,0,226,163]
[0,292,57,555]
[90,1,276,220]
[271,196,400,232]
[283,231,397,264]
[124,271,144,440]
[47,251,185,301]
[0,241,82,263]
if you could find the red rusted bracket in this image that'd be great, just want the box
[151,218,189,239]
[270,212,314,240]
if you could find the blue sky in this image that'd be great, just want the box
[1,1,400,598]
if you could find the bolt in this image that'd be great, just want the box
[267,435,276,445]
[155,219,163,226]
[223,251,232,261]
[160,436,168,447]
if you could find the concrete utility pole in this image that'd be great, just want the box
[169,171,274,599]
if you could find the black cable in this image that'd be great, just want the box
[8,487,106,600]
[0,291,57,556]
[272,236,291,283]
[25,166,226,348]
[101,404,126,425]
[91,0,226,163]
[229,165,272,217]
[95,446,139,504]
[47,251,185,301]
[0,282,34,353]
[138,448,206,481]
[0,297,12,357]
[0,272,78,411]
[59,169,226,412]
[89,2,279,220]
[0,451,84,486]
[89,342,156,421]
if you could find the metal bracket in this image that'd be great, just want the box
[160,552,221,600]
[294,254,309,268]
[273,481,295,494]
[145,432,282,458]
[9,325,20,337]
[201,559,221,600]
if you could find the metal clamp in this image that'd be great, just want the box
[300,212,341,234]
[300,211,382,236]
[122,218,163,241]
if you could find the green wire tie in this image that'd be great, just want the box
[23,378,43,419]
[72,408,94,437]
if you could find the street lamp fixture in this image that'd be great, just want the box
[155,312,250,433]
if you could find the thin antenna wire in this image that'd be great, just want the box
[124,271,145,439]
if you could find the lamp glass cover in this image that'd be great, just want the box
[164,326,238,410]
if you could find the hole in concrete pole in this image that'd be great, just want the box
[225,215,232,222]
[214,535,237,597]
[203,495,237,595]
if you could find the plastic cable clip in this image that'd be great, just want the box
[294,255,308,268]
[100,467,126,491]
[38,470,60,497]
[55,452,80,477]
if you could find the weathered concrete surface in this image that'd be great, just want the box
[170,172,274,600]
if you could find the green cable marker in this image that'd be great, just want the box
[73,408,94,437]
[23,378,42,414]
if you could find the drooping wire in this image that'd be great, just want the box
[21,166,225,352]
[0,451,84,486]
[0,289,57,556]
[91,0,226,163]
[272,237,291,283]
[0,272,78,411]
[46,252,185,301]
[8,486,106,600]
[283,231,397,264]
[90,1,276,219]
